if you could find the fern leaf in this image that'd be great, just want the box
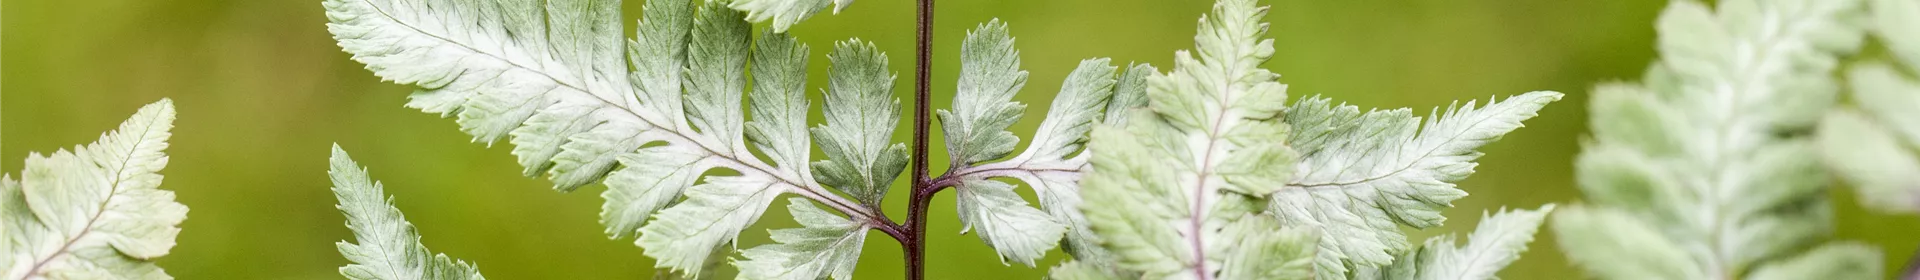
[637,176,782,276]
[0,99,185,279]
[1743,242,1883,280]
[1074,0,1321,277]
[935,19,1156,265]
[745,31,814,179]
[941,20,1029,168]
[955,180,1064,266]
[1554,0,1875,278]
[950,58,1121,266]
[729,0,853,33]
[328,0,885,275]
[1379,205,1554,280]
[329,146,485,280]
[810,40,909,205]
[1819,0,1920,214]
[734,198,868,280]
[1272,92,1560,278]
[1548,207,1701,279]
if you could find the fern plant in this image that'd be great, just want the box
[1820,0,1920,215]
[323,0,1563,278]
[1551,0,1889,279]
[324,0,1146,277]
[0,99,188,279]
[1049,0,1563,279]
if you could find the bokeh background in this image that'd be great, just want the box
[5,0,1917,278]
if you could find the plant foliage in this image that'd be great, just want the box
[935,19,1156,266]
[1819,0,1920,214]
[325,0,1146,277]
[328,146,486,280]
[0,99,187,279]
[1052,0,1564,279]
[1551,0,1886,279]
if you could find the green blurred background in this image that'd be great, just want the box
[4,0,1916,278]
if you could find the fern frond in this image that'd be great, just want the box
[1060,1,1560,279]
[328,146,485,280]
[810,40,909,206]
[935,20,1157,266]
[1553,0,1880,278]
[1273,92,1560,278]
[0,99,185,279]
[1820,0,1920,214]
[326,0,891,276]
[1074,0,1316,277]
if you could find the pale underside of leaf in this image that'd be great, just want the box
[1556,0,1870,279]
[1272,92,1560,278]
[811,40,908,205]
[734,198,868,280]
[941,19,1029,168]
[329,146,485,280]
[325,0,876,276]
[949,56,1123,265]
[955,180,1065,266]
[1381,205,1554,280]
[2,99,184,280]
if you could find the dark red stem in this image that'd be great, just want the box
[902,0,936,279]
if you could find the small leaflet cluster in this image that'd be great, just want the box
[0,100,187,279]
[1819,0,1920,215]
[1051,0,1564,279]
[1552,0,1886,279]
[936,19,1158,266]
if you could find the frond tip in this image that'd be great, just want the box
[1382,205,1556,280]
[1,99,186,279]
[329,145,485,280]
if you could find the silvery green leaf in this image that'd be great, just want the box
[955,180,1065,266]
[1743,242,1882,280]
[811,40,908,205]
[1872,0,1920,69]
[941,20,1029,167]
[1103,63,1156,127]
[1816,0,1920,214]
[330,0,881,275]
[951,57,1122,265]
[1381,205,1555,280]
[734,198,868,280]
[684,2,752,158]
[1015,59,1117,165]
[601,145,715,240]
[1550,206,1702,280]
[329,0,656,192]
[1,99,184,280]
[638,176,783,277]
[1818,109,1920,214]
[328,146,485,280]
[1555,0,1873,279]
[745,31,814,178]
[1076,1,1317,277]
[729,0,853,33]
[1272,91,1560,278]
